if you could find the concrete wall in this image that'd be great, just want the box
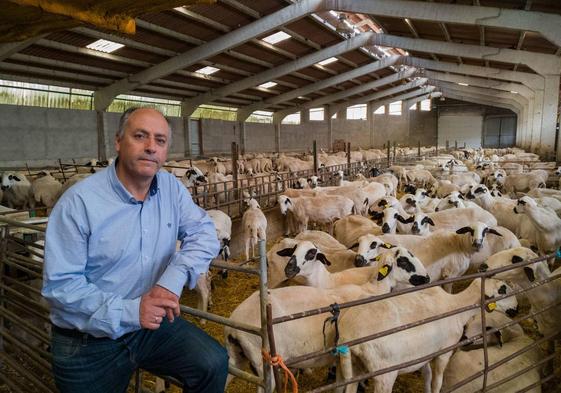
[0,103,440,166]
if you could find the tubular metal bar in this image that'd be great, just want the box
[0,216,46,232]
[285,303,478,368]
[179,305,260,336]
[3,256,43,276]
[274,252,557,325]
[444,328,561,393]
[0,282,50,313]
[515,372,556,393]
[4,295,50,326]
[258,239,272,392]
[1,330,52,372]
[478,353,555,393]
[479,277,489,392]
[228,365,265,387]
[0,352,57,393]
[210,260,260,275]
[0,371,27,393]
[0,308,50,346]
[3,275,42,296]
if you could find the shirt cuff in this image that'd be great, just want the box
[121,297,141,328]
[157,264,189,297]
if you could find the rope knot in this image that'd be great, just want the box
[262,349,298,393]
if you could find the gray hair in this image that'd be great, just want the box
[116,107,173,145]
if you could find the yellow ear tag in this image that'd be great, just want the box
[487,302,497,311]
[374,255,382,262]
[378,265,389,277]
[384,243,393,249]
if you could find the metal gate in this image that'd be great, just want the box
[483,115,517,148]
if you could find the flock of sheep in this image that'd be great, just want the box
[2,145,561,393]
[211,147,561,393]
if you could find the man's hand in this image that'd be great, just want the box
[139,286,180,329]
[146,285,180,323]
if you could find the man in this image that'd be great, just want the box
[42,107,228,393]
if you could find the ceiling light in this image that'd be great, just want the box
[196,66,219,75]
[262,31,291,45]
[510,90,519,94]
[86,39,124,53]
[318,57,338,66]
[258,82,277,89]
[298,96,305,99]
[458,82,469,86]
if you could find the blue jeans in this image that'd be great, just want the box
[51,318,229,393]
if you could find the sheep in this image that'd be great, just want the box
[207,209,232,278]
[364,222,506,287]
[333,215,381,248]
[443,315,541,393]
[295,230,349,253]
[370,173,398,196]
[405,168,436,190]
[379,206,412,234]
[513,196,561,255]
[432,179,461,198]
[337,278,518,393]
[503,170,548,195]
[405,207,497,235]
[434,191,466,211]
[285,242,429,289]
[180,167,207,188]
[224,247,431,392]
[267,236,358,288]
[399,193,418,215]
[278,194,354,235]
[241,199,267,260]
[1,171,34,209]
[31,171,62,209]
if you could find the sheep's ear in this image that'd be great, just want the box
[456,226,474,235]
[348,242,359,250]
[285,197,292,205]
[458,194,465,200]
[316,253,331,266]
[277,245,297,257]
[396,215,413,224]
[511,255,524,264]
[425,217,435,226]
[377,264,393,281]
[487,228,502,237]
[498,285,507,295]
[12,175,21,182]
[495,330,503,348]
[524,267,535,282]
[370,211,383,220]
[307,178,312,184]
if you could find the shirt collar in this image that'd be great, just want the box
[109,158,159,204]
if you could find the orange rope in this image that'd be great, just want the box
[262,349,298,393]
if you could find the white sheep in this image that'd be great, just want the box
[337,278,518,393]
[241,199,267,260]
[514,196,561,255]
[1,171,34,209]
[405,207,497,236]
[207,209,232,278]
[278,194,353,235]
[503,170,548,195]
[333,215,381,248]
[31,171,62,208]
[224,247,431,392]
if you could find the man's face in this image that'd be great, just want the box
[115,108,169,180]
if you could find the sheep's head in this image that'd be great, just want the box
[219,238,231,261]
[278,195,292,215]
[484,279,519,316]
[513,196,537,214]
[307,176,320,189]
[1,172,23,191]
[555,166,561,176]
[456,222,502,251]
[466,184,488,200]
[479,247,543,285]
[351,234,394,267]
[294,178,307,189]
[401,194,417,209]
[377,246,430,288]
[277,241,331,279]
[435,191,464,212]
[381,207,412,234]
[247,199,261,209]
[411,213,435,235]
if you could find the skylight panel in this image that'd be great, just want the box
[258,82,277,89]
[262,31,291,45]
[458,82,469,86]
[318,57,338,66]
[86,39,124,53]
[196,66,219,75]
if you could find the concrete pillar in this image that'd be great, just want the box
[530,88,544,153]
[96,110,108,161]
[274,122,281,153]
[238,121,246,155]
[326,105,333,151]
[301,108,310,123]
[183,116,191,157]
[542,75,560,160]
[367,102,374,148]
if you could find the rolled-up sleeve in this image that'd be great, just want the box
[42,195,141,338]
[157,182,220,295]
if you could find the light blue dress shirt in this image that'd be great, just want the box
[42,161,219,339]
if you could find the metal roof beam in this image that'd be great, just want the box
[404,92,441,109]
[271,68,418,121]
[323,78,430,116]
[181,32,377,114]
[0,35,45,62]
[423,70,534,99]
[400,57,543,91]
[236,54,402,120]
[370,34,560,75]
[433,81,528,108]
[331,0,561,47]
[441,88,521,113]
[366,87,437,113]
